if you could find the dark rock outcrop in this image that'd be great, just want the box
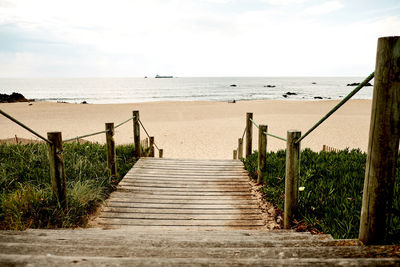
[0,92,33,103]
[286,92,297,96]
[230,84,237,87]
[314,96,323,99]
[347,82,372,86]
[264,85,276,88]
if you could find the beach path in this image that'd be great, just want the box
[92,157,266,229]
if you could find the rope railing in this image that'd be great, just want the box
[138,119,160,151]
[241,125,246,140]
[0,109,52,144]
[295,72,375,144]
[63,115,136,143]
[249,117,286,142]
[264,132,287,142]
[115,116,135,129]
[63,130,109,143]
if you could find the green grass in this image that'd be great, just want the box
[243,149,400,242]
[0,142,137,230]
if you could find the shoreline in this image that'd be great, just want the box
[0,99,372,159]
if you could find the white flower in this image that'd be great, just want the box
[299,186,305,191]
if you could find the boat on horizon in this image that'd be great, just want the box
[155,74,173,78]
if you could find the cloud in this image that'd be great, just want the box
[303,1,344,16]
[261,0,308,5]
[0,0,399,77]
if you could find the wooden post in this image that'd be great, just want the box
[245,112,253,158]
[106,123,117,178]
[284,130,301,229]
[238,138,243,159]
[233,149,237,159]
[149,136,154,157]
[159,149,163,158]
[47,132,67,210]
[359,36,400,244]
[133,110,141,158]
[257,125,267,184]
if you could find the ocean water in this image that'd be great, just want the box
[0,77,373,104]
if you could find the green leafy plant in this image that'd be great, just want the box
[243,148,400,243]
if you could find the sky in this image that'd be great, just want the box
[0,0,399,77]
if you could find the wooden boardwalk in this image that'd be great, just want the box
[94,157,265,229]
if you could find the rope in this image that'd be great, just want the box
[63,129,109,143]
[264,131,287,142]
[0,109,52,144]
[250,117,286,141]
[63,115,136,142]
[296,72,375,144]
[241,125,246,140]
[249,118,259,129]
[138,119,160,151]
[115,116,135,129]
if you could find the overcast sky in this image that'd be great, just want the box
[0,0,399,77]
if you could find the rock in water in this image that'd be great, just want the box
[347,82,372,86]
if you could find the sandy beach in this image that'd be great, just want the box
[0,100,372,159]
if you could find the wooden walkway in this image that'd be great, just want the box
[94,157,265,229]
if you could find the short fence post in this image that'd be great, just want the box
[149,136,154,157]
[238,138,243,159]
[47,132,67,211]
[284,130,301,229]
[245,112,253,158]
[105,123,117,178]
[257,125,267,184]
[133,110,141,158]
[359,36,400,244]
[159,149,163,158]
[233,149,237,160]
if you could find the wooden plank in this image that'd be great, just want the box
[106,202,259,209]
[124,174,250,179]
[118,183,251,190]
[106,198,258,205]
[101,207,261,215]
[121,180,249,185]
[116,190,254,196]
[99,213,263,220]
[109,192,256,201]
[98,219,265,226]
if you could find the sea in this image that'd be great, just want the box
[0,77,373,104]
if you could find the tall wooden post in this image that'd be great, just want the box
[106,123,117,178]
[284,130,301,229]
[47,132,67,210]
[149,136,155,157]
[245,112,253,158]
[133,110,141,158]
[257,125,267,184]
[233,150,237,160]
[159,149,164,158]
[238,138,243,159]
[359,36,400,244]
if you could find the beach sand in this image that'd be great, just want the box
[0,100,372,159]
